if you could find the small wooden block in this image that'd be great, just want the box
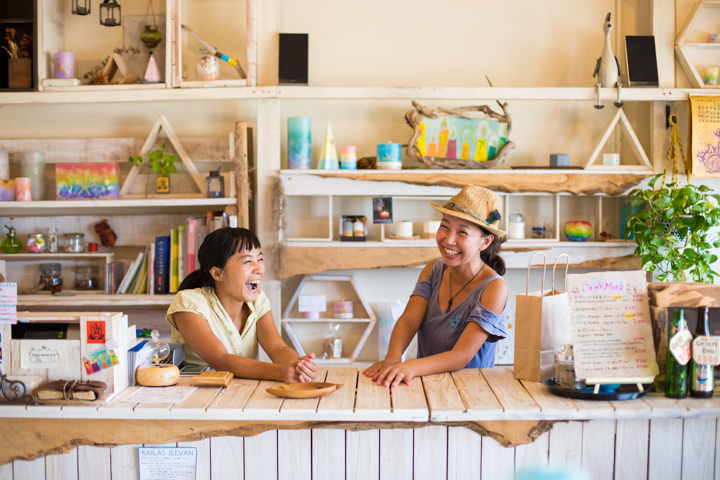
[191,371,234,387]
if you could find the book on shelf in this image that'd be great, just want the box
[154,236,170,294]
[170,228,179,293]
[127,340,149,386]
[195,222,207,271]
[147,243,155,295]
[206,211,229,234]
[186,217,206,275]
[118,250,146,294]
[130,248,149,294]
[178,224,186,285]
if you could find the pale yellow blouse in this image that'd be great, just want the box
[166,286,271,365]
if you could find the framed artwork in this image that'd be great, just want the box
[405,101,515,169]
[56,163,120,200]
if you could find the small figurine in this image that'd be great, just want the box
[599,231,614,242]
[94,219,117,247]
[592,13,623,108]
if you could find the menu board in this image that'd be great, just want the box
[566,271,659,380]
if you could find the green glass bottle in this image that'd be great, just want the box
[666,309,688,399]
[1,218,22,253]
[690,307,714,398]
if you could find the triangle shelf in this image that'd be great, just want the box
[585,109,653,172]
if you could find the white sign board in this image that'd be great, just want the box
[298,295,327,313]
[138,447,197,480]
[20,340,67,369]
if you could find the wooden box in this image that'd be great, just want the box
[1,312,129,401]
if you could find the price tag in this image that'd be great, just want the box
[669,329,693,365]
[692,336,720,365]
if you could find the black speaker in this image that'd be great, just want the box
[279,33,308,85]
[624,35,659,87]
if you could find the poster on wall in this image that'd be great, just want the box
[689,96,720,177]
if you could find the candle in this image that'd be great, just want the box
[340,145,357,170]
[437,118,449,157]
[704,67,719,86]
[343,220,353,237]
[0,180,15,201]
[423,220,441,239]
[19,152,45,201]
[54,52,75,79]
[376,142,402,170]
[353,220,365,237]
[0,147,8,180]
[395,220,413,238]
[287,117,312,169]
[303,311,320,319]
[334,300,353,319]
[15,177,32,201]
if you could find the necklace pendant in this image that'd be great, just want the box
[445,299,453,314]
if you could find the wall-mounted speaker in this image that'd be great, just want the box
[279,33,309,85]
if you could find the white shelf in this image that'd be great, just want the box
[283,317,373,323]
[17,292,175,307]
[0,252,114,262]
[282,240,634,249]
[0,197,237,216]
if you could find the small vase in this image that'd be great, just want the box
[8,58,32,89]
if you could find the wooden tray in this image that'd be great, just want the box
[266,382,343,399]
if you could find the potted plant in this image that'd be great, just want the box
[624,173,720,283]
[3,27,32,89]
[128,143,182,194]
[603,137,621,166]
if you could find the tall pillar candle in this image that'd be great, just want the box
[340,145,357,169]
[377,142,402,170]
[287,117,312,169]
[0,147,8,180]
[423,220,441,239]
[395,220,413,238]
[19,152,45,200]
[15,177,32,201]
[54,52,74,79]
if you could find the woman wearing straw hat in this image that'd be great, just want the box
[364,184,508,387]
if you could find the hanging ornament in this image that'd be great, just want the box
[142,52,161,83]
[72,0,91,16]
[140,0,162,49]
[99,0,121,27]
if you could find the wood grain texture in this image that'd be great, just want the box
[448,427,481,480]
[390,379,428,421]
[45,449,78,480]
[515,431,549,472]
[347,430,379,480]
[520,380,577,414]
[648,419,682,480]
[13,458,45,480]
[244,430,277,480]
[279,369,327,415]
[171,386,223,414]
[209,437,243,479]
[452,369,503,412]
[481,436,514,480]
[77,446,110,480]
[414,426,448,480]
[682,418,716,480]
[207,379,259,411]
[581,420,615,480]
[317,368,357,415]
[110,444,139,480]
[482,368,540,413]
[421,373,465,421]
[312,429,345,480]
[278,430,311,480]
[177,439,210,480]
[244,380,284,413]
[614,420,649,480]
[548,421,583,470]
[355,372,391,415]
[648,282,720,308]
[379,429,413,480]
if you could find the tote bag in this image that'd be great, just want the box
[513,253,573,382]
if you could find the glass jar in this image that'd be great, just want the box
[39,263,63,292]
[26,233,46,253]
[64,233,85,253]
[74,265,100,290]
[508,209,525,240]
[554,344,585,390]
[197,48,220,81]
[46,227,58,253]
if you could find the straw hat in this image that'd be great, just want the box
[431,184,507,241]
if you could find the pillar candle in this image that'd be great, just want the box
[334,300,353,319]
[377,142,402,170]
[19,152,45,200]
[395,220,413,238]
[423,220,441,239]
[353,220,365,237]
[287,117,312,169]
[343,220,353,237]
[0,147,8,180]
[340,145,357,170]
[15,177,32,201]
[54,52,75,79]
[0,180,15,201]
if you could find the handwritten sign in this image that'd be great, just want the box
[121,386,197,404]
[138,447,197,480]
[298,295,327,313]
[20,340,67,369]
[566,271,659,380]
[0,283,17,324]
[693,336,720,365]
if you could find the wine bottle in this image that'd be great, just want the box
[690,307,714,398]
[665,309,688,399]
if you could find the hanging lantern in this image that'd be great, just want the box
[72,0,91,15]
[140,0,162,49]
[99,0,121,27]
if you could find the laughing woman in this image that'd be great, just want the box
[364,185,508,387]
[166,227,318,383]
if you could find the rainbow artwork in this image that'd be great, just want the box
[55,163,120,200]
[417,115,508,162]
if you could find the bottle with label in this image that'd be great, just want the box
[46,227,58,253]
[665,309,688,398]
[690,307,714,398]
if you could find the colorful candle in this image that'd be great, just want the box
[474,138,487,161]
[15,177,32,201]
[287,117,312,169]
[460,133,470,160]
[437,118,449,158]
[54,52,75,79]
[446,131,457,159]
[377,142,402,170]
[0,180,15,201]
[417,123,427,156]
[334,300,354,319]
[340,145,357,170]
[427,135,437,157]
[19,152,45,201]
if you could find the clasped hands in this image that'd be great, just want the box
[285,353,318,383]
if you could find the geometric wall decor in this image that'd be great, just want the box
[585,108,653,171]
[675,0,720,89]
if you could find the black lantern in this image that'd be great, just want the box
[72,0,91,15]
[99,0,121,27]
[206,169,225,198]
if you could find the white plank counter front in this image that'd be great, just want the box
[2,367,720,480]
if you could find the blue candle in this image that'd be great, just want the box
[376,142,402,170]
[288,117,312,169]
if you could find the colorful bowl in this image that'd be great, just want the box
[564,221,592,242]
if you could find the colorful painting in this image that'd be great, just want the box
[55,163,120,200]
[417,115,508,162]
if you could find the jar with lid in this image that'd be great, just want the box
[64,233,85,253]
[197,48,220,81]
[26,233,46,253]
[555,344,585,389]
[74,265,100,290]
[508,209,525,240]
[46,227,58,253]
[39,263,63,292]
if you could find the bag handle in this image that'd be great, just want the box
[551,253,570,296]
[526,252,547,295]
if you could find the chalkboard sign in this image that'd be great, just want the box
[566,271,659,380]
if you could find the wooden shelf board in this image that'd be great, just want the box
[0,252,114,261]
[283,240,634,248]
[280,169,653,196]
[0,197,237,216]
[16,293,175,307]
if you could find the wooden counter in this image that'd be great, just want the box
[2,367,719,480]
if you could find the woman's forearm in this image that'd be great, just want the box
[385,317,420,360]
[210,352,285,382]
[403,350,470,378]
[268,345,301,365]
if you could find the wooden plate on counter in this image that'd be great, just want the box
[266,382,343,399]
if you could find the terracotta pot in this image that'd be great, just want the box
[8,58,32,88]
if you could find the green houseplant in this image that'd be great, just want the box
[128,142,181,194]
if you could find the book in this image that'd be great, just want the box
[131,248,149,294]
[178,225,186,285]
[154,236,170,294]
[195,221,207,270]
[170,228,179,293]
[118,251,145,294]
[147,243,155,295]
[127,340,149,386]
[186,218,202,275]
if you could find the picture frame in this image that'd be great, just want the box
[404,101,515,169]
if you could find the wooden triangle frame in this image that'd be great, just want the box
[120,115,207,196]
[585,109,653,171]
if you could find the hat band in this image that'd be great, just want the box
[444,201,501,227]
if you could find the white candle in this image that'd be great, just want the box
[423,220,441,239]
[395,221,413,238]
[353,220,365,236]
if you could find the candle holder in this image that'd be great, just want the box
[339,215,367,242]
[206,169,225,198]
[99,0,121,27]
[72,0,91,15]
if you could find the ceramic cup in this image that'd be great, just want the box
[704,67,719,86]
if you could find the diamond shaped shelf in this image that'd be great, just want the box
[676,0,720,89]
[282,275,377,364]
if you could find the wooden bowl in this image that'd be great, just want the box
[136,364,180,387]
[266,382,343,399]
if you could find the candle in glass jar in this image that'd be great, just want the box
[288,117,312,169]
[343,220,353,237]
[15,177,32,201]
[377,142,402,170]
[334,300,353,319]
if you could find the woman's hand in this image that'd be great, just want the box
[371,361,415,387]
[283,353,318,383]
[363,357,407,384]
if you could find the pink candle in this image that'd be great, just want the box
[15,177,32,201]
[334,300,354,319]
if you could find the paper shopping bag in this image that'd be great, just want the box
[513,253,573,382]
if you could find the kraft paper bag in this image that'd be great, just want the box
[513,253,574,382]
